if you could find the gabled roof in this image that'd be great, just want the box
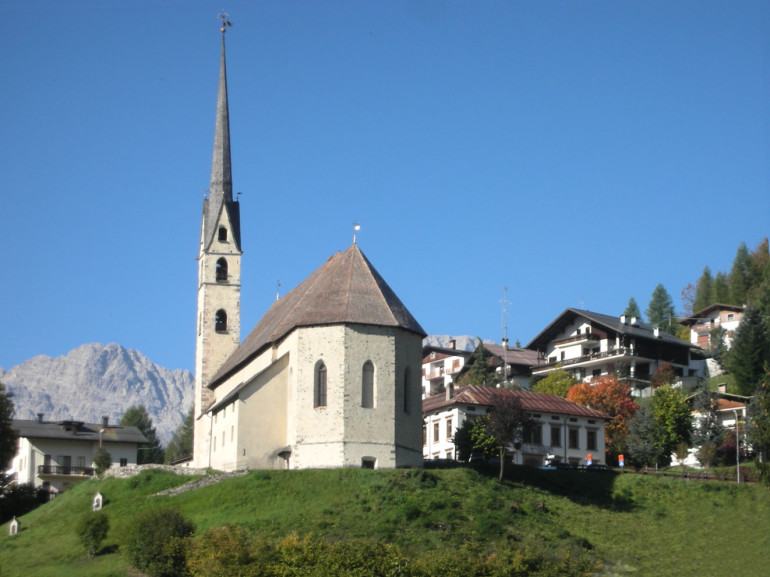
[422,385,608,420]
[679,303,744,326]
[208,244,426,388]
[483,343,539,367]
[526,308,693,351]
[12,420,147,445]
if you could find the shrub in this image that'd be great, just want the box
[93,448,112,477]
[76,511,109,559]
[187,524,261,577]
[0,482,48,523]
[124,507,194,577]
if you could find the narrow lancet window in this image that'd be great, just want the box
[216,258,228,282]
[215,309,227,333]
[314,362,327,408]
[362,361,374,408]
[218,227,228,242]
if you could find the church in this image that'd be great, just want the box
[192,24,425,471]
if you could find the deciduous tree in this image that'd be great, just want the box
[532,369,577,398]
[746,371,770,463]
[652,385,693,462]
[485,394,531,482]
[566,376,638,460]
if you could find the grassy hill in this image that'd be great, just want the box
[1,465,768,576]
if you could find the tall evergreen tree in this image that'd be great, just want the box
[748,238,770,305]
[458,338,497,387]
[626,406,663,468]
[646,284,677,335]
[0,382,16,470]
[120,405,164,464]
[729,242,753,305]
[693,266,714,313]
[727,305,770,396]
[164,407,194,464]
[623,297,642,321]
[712,271,731,303]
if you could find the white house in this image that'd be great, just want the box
[7,415,146,495]
[679,303,745,351]
[421,342,471,398]
[526,309,705,397]
[422,385,608,466]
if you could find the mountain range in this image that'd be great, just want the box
[0,336,486,446]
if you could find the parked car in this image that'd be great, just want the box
[585,463,611,472]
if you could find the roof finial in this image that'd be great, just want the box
[353,221,361,244]
[218,10,232,34]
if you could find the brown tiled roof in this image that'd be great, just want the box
[422,385,608,419]
[483,343,539,367]
[209,244,425,389]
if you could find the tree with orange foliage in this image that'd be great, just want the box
[566,376,639,461]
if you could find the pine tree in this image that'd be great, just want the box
[727,305,770,396]
[120,405,164,464]
[693,266,714,313]
[646,284,677,335]
[712,271,731,303]
[623,297,642,321]
[164,408,194,464]
[729,242,753,305]
[458,338,497,387]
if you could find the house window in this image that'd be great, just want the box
[568,429,579,449]
[77,456,85,468]
[587,430,597,451]
[314,362,327,408]
[524,424,542,444]
[592,369,601,377]
[433,422,440,442]
[727,313,734,321]
[218,226,228,242]
[216,258,228,282]
[362,361,374,408]
[551,426,562,447]
[120,458,128,467]
[446,418,453,439]
[215,309,228,333]
[423,425,427,446]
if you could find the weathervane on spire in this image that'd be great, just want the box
[218,10,232,33]
[353,221,361,244]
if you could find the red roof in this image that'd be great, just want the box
[422,385,608,419]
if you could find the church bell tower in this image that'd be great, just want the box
[194,17,242,466]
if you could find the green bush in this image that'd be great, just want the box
[124,507,194,577]
[187,524,262,577]
[76,511,109,559]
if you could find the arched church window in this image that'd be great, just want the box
[314,362,327,408]
[215,309,227,333]
[216,258,228,282]
[362,361,374,409]
[218,227,228,242]
[403,366,412,414]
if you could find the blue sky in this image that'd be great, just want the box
[1,1,768,373]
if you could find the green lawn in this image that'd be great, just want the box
[1,466,767,576]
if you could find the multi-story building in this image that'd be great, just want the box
[421,341,471,398]
[422,385,607,466]
[679,303,745,351]
[526,308,705,397]
[8,415,146,495]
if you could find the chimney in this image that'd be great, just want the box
[37,413,44,423]
[631,316,637,326]
[445,383,454,401]
[718,383,727,393]
[449,339,456,350]
[620,315,627,324]
[654,327,660,338]
[102,416,109,428]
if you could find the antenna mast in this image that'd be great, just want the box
[500,286,510,385]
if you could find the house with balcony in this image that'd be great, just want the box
[422,385,607,466]
[526,308,705,397]
[422,340,472,398]
[7,415,147,495]
[679,303,745,351]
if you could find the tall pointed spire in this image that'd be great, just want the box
[210,28,232,200]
